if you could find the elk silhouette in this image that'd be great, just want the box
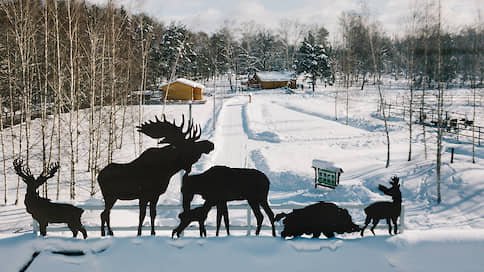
[13,159,87,239]
[360,176,402,236]
[97,115,214,236]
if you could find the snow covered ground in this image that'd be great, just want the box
[0,83,483,271]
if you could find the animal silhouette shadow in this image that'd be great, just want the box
[360,176,402,236]
[13,159,87,239]
[275,201,360,239]
[172,206,210,238]
[182,166,276,237]
[97,114,214,236]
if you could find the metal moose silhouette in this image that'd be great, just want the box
[180,166,276,237]
[13,159,87,239]
[97,114,214,236]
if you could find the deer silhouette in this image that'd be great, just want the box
[13,159,87,239]
[97,115,214,236]
[360,176,402,236]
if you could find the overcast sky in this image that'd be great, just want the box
[97,0,483,40]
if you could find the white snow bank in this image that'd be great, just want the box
[2,230,484,272]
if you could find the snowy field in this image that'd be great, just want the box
[0,83,483,271]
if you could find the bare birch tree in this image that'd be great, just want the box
[407,3,419,161]
[1,97,6,204]
[436,0,443,203]
[365,14,391,168]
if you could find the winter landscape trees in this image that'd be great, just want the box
[294,31,331,92]
[0,0,482,203]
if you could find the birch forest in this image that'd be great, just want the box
[0,0,482,204]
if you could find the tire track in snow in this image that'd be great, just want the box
[272,100,384,133]
[244,99,377,147]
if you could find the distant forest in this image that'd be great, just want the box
[0,0,482,202]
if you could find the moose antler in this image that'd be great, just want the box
[137,114,201,146]
[13,159,34,182]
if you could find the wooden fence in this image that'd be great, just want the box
[32,202,405,236]
[380,102,483,146]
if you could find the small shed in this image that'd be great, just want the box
[161,78,205,101]
[312,160,343,189]
[251,71,296,89]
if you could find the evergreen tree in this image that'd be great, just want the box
[294,32,331,92]
[191,32,211,80]
[157,23,194,80]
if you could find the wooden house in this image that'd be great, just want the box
[250,71,296,89]
[161,78,205,101]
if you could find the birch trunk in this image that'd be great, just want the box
[54,0,62,200]
[367,20,391,168]
[42,1,49,197]
[436,0,443,204]
[67,0,76,200]
[6,33,15,204]
[94,32,106,189]
[1,98,7,204]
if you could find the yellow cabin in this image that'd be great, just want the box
[252,71,296,89]
[161,78,204,101]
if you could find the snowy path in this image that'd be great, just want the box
[211,96,249,168]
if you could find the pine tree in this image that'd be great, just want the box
[158,23,194,80]
[294,32,331,92]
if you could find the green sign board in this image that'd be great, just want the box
[317,169,337,187]
[312,159,343,189]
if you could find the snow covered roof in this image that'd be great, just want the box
[312,159,343,173]
[255,71,295,82]
[132,90,154,96]
[160,78,205,89]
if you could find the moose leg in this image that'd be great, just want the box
[216,202,230,236]
[216,204,223,237]
[68,223,78,238]
[80,226,88,239]
[101,197,116,236]
[248,200,263,235]
[199,220,207,237]
[392,217,398,235]
[386,218,392,235]
[360,216,371,237]
[39,222,47,237]
[73,217,88,239]
[137,200,148,236]
[260,201,276,237]
[222,203,230,236]
[149,197,160,236]
[370,218,380,236]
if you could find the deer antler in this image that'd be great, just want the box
[13,159,34,182]
[390,176,399,186]
[38,162,60,184]
[137,114,201,146]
